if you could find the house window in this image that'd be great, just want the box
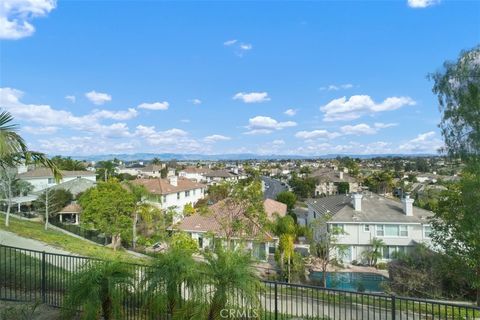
[185,191,190,197]
[193,189,196,195]
[177,192,180,200]
[376,225,384,237]
[162,195,167,203]
[331,224,344,232]
[400,225,408,237]
[382,246,407,259]
[385,225,399,237]
[424,226,432,238]
[48,178,54,184]
[364,224,370,232]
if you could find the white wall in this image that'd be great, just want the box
[23,175,96,192]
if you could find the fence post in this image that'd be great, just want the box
[391,295,396,320]
[41,251,46,304]
[274,282,278,320]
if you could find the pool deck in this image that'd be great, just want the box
[308,263,390,278]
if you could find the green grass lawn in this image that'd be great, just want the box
[0,214,147,264]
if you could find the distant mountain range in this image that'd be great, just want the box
[66,153,438,162]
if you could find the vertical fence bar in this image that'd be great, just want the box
[41,251,46,304]
[274,282,278,320]
[391,295,396,320]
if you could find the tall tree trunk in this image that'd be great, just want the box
[132,212,138,249]
[477,268,480,306]
[5,174,12,227]
[111,234,121,251]
[5,202,11,227]
[322,264,327,288]
[44,188,49,230]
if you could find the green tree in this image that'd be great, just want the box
[34,188,73,229]
[203,247,261,319]
[310,216,347,288]
[275,191,297,213]
[336,182,349,194]
[143,247,199,317]
[207,182,231,203]
[272,215,296,237]
[79,181,135,250]
[170,232,198,254]
[363,171,395,194]
[151,157,162,165]
[96,160,117,181]
[51,156,86,171]
[275,234,295,282]
[362,238,385,266]
[183,202,195,216]
[0,110,61,223]
[429,46,480,305]
[289,175,316,199]
[62,261,134,320]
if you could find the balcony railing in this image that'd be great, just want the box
[1,244,479,319]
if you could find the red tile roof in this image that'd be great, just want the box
[132,177,206,195]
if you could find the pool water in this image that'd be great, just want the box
[308,272,387,292]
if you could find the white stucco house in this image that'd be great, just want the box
[178,166,212,182]
[19,167,97,192]
[133,175,206,222]
[307,193,433,263]
[174,198,287,261]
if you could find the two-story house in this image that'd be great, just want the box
[310,167,359,196]
[19,167,97,192]
[178,166,212,182]
[307,193,433,263]
[133,175,206,222]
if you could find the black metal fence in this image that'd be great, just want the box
[50,219,112,245]
[1,244,479,319]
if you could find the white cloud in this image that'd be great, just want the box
[244,116,296,135]
[272,139,285,145]
[137,101,169,110]
[407,0,440,8]
[239,43,252,51]
[91,108,138,121]
[203,134,231,143]
[85,90,112,105]
[320,95,416,121]
[224,39,253,56]
[190,98,202,105]
[233,92,270,103]
[0,0,56,40]
[65,95,76,103]
[23,126,58,135]
[223,39,237,46]
[399,131,443,153]
[295,129,340,140]
[320,84,354,91]
[340,124,377,135]
[180,119,190,123]
[0,87,133,139]
[284,108,297,116]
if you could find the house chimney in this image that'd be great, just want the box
[352,193,363,212]
[168,176,178,187]
[402,194,414,216]
[339,172,344,180]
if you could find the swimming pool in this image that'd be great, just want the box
[308,272,388,292]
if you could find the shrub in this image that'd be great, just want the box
[376,262,388,270]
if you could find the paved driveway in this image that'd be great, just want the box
[0,229,77,256]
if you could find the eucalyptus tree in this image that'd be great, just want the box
[429,46,480,305]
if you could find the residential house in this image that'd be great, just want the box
[133,175,206,222]
[174,198,287,261]
[204,169,239,185]
[19,167,96,192]
[178,166,212,182]
[310,167,359,196]
[307,193,433,263]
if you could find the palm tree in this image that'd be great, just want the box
[362,238,385,266]
[0,110,61,226]
[203,247,262,320]
[62,261,134,320]
[143,247,200,318]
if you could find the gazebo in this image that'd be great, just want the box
[57,203,81,225]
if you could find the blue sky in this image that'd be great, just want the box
[1,0,479,156]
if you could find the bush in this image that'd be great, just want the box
[376,262,388,270]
